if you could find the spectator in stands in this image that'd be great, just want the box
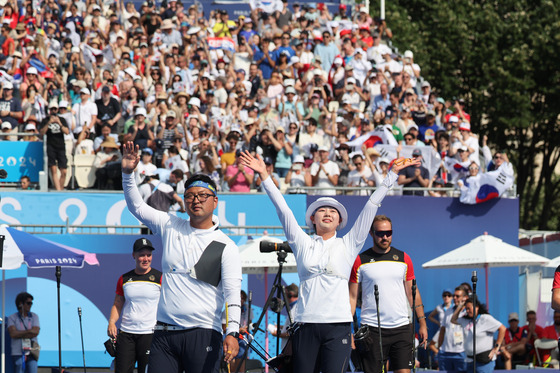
[126,108,154,151]
[427,176,448,197]
[1,121,11,140]
[198,155,221,191]
[225,150,254,192]
[93,138,123,190]
[315,31,339,71]
[255,157,280,192]
[21,122,40,142]
[0,81,23,140]
[522,310,544,350]
[72,88,98,137]
[135,148,157,185]
[163,146,189,174]
[138,174,186,213]
[94,124,120,154]
[347,154,374,195]
[168,169,185,195]
[95,86,122,134]
[285,155,309,194]
[372,83,390,113]
[398,148,429,196]
[39,108,70,190]
[309,145,339,195]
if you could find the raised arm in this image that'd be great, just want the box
[239,151,310,251]
[121,141,169,233]
[343,157,420,257]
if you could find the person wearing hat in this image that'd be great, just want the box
[107,237,162,373]
[398,148,429,196]
[121,143,242,372]
[161,19,183,48]
[285,154,309,194]
[0,81,23,140]
[212,10,236,38]
[126,107,154,151]
[38,105,70,190]
[239,150,419,373]
[95,85,122,134]
[134,147,157,185]
[72,87,98,137]
[21,122,40,142]
[307,145,340,195]
[93,136,123,190]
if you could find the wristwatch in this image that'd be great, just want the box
[227,331,240,339]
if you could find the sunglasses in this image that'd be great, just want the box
[373,230,392,238]
[443,294,452,298]
[26,301,33,305]
[469,167,479,171]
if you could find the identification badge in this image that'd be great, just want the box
[453,331,463,345]
[22,338,31,350]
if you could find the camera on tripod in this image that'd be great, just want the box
[259,240,292,253]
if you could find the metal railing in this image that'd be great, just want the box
[10,223,301,236]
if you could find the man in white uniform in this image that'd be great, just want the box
[121,142,242,373]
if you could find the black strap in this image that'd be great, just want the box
[193,240,226,287]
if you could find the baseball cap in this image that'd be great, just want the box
[80,87,90,95]
[133,237,155,252]
[293,155,305,163]
[24,123,36,131]
[1,122,11,130]
[434,177,445,186]
[412,148,422,157]
[26,67,38,75]
[142,148,153,155]
[135,107,147,117]
[448,115,459,123]
[459,122,471,131]
[2,81,13,90]
[48,100,59,109]
[508,312,519,322]
[263,157,273,165]
[102,86,111,93]
[318,145,329,152]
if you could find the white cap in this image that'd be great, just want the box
[135,107,147,117]
[71,46,80,54]
[359,6,368,13]
[285,86,296,95]
[25,123,36,131]
[58,100,69,108]
[1,122,10,130]
[333,57,343,65]
[448,115,459,123]
[293,155,305,163]
[27,67,38,75]
[2,81,13,90]
[80,87,90,95]
[347,77,356,84]
[188,97,201,107]
[124,67,137,78]
[404,50,414,59]
[48,100,59,109]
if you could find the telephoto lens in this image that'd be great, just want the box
[259,241,292,253]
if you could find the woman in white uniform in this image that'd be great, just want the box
[240,151,418,373]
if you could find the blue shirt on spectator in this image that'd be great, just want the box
[277,46,296,58]
[314,42,339,71]
[372,93,391,113]
[254,47,278,80]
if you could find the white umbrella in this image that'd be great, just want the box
[422,232,550,306]
[239,236,297,274]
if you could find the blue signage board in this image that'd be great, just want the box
[0,141,44,182]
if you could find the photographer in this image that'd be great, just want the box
[39,107,69,190]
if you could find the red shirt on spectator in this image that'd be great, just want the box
[504,327,527,345]
[543,325,559,340]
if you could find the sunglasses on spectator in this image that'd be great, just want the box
[373,230,392,238]
[26,301,33,305]
[469,166,479,171]
[493,155,501,160]
[354,161,363,166]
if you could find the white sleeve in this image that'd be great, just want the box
[342,171,398,257]
[222,242,242,335]
[481,145,492,168]
[122,172,170,234]
[261,176,312,254]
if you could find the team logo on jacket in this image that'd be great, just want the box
[393,255,399,261]
[149,275,155,281]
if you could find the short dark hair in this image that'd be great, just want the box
[526,310,536,317]
[15,292,33,308]
[184,173,217,195]
[171,169,184,180]
[372,215,392,228]
[286,283,298,298]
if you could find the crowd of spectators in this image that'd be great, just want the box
[0,0,513,196]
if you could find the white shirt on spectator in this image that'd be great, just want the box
[73,100,98,135]
[310,160,340,195]
[347,166,374,195]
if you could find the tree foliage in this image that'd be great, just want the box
[383,0,560,229]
